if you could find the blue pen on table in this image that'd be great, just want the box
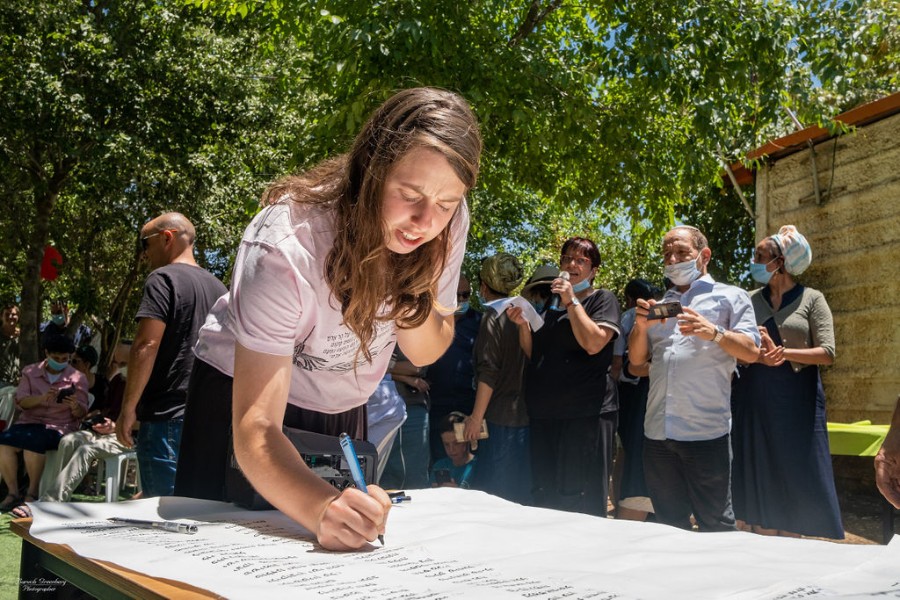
[391,495,412,504]
[107,517,197,534]
[339,432,385,546]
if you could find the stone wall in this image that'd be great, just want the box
[755,111,900,424]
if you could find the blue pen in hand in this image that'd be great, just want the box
[339,432,385,546]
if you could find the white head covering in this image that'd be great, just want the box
[770,225,812,275]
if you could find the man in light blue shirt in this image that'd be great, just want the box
[629,226,760,532]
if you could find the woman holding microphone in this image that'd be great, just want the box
[508,237,620,516]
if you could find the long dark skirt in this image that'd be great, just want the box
[174,358,366,502]
[731,362,843,539]
[530,412,617,517]
[616,376,650,501]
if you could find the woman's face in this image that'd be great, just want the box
[381,147,466,255]
[753,241,782,274]
[559,248,596,286]
[70,355,91,375]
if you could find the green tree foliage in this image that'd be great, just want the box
[2,0,898,363]
[190,0,898,286]
[0,0,302,363]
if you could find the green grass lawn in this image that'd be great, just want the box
[0,486,136,600]
[0,511,21,600]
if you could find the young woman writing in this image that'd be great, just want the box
[174,88,482,551]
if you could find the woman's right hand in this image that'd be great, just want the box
[758,346,785,367]
[507,306,528,327]
[316,486,391,551]
[756,326,785,367]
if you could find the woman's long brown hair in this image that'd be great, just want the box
[262,88,482,363]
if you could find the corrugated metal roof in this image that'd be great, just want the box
[726,91,900,187]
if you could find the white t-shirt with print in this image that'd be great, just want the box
[194,199,468,414]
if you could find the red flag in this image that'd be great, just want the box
[41,246,63,281]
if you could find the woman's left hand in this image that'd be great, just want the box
[758,345,786,367]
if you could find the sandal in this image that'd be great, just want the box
[10,503,32,519]
[0,494,21,512]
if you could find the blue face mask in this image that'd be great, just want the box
[572,278,592,293]
[749,259,777,285]
[46,357,69,371]
[455,302,470,315]
[530,300,545,314]
[50,314,65,326]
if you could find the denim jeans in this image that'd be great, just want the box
[137,419,183,497]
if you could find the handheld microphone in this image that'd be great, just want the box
[547,271,570,311]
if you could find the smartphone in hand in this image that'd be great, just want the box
[647,301,683,320]
[55,386,76,403]
[434,469,452,485]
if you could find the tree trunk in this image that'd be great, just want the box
[19,154,76,365]
[19,192,56,365]
[99,244,143,373]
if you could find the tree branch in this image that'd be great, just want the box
[508,0,564,47]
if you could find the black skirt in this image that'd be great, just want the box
[174,358,366,501]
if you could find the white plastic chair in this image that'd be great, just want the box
[0,385,16,432]
[96,451,140,502]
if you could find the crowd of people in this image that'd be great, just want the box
[1,87,898,554]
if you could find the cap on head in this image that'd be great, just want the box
[480,253,524,295]
[521,264,559,295]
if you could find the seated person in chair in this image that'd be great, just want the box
[0,335,88,513]
[39,341,133,502]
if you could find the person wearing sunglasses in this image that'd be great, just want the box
[114,213,227,499]
[507,237,621,516]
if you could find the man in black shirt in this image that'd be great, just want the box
[115,213,227,497]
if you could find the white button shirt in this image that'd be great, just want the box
[644,275,760,442]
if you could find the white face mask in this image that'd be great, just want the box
[664,255,702,287]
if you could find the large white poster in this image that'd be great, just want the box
[27,489,900,599]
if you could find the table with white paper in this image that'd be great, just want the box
[26,488,900,599]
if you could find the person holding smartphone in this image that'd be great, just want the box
[628,226,760,532]
[430,412,477,488]
[0,335,88,513]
